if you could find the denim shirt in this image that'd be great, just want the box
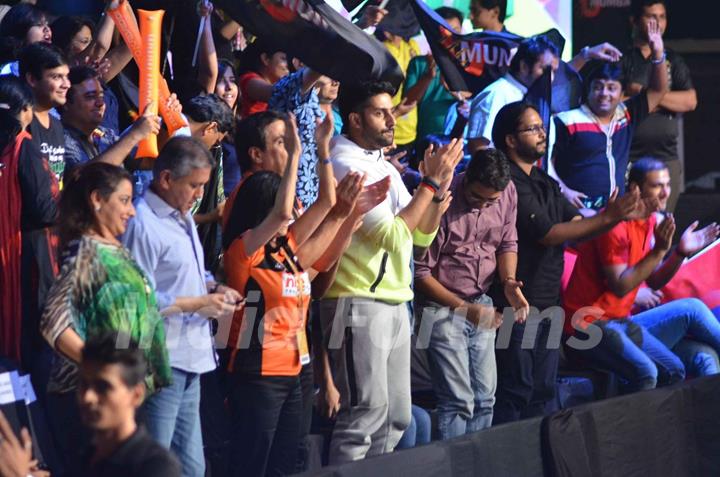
[121,190,217,374]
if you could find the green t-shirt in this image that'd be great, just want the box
[404,56,457,141]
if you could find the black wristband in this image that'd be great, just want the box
[421,176,441,192]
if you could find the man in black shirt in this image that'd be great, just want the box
[78,333,180,477]
[490,102,649,424]
[19,42,68,184]
[622,0,696,212]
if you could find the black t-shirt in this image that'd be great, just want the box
[622,48,694,162]
[504,161,579,309]
[17,138,58,231]
[29,114,66,183]
[82,426,180,477]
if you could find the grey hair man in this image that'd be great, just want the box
[121,136,242,477]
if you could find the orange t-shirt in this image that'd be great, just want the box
[563,216,657,334]
[224,232,310,376]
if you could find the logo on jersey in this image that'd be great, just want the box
[282,272,311,297]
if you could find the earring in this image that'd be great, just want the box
[95,206,101,212]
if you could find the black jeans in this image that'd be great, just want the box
[228,373,303,477]
[295,362,314,473]
[493,319,560,425]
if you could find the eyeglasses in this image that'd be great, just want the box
[516,124,546,135]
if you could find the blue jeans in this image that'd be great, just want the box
[417,295,496,440]
[575,298,720,392]
[143,368,205,477]
[396,405,432,449]
[674,339,720,377]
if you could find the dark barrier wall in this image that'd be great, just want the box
[301,376,720,477]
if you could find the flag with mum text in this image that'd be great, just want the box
[408,0,582,112]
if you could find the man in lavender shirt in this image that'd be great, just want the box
[414,148,529,439]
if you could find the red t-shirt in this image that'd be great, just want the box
[563,215,657,334]
[238,72,269,118]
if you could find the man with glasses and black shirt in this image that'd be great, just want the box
[490,101,650,424]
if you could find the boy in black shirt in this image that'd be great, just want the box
[17,42,69,393]
[19,42,68,184]
[78,333,180,477]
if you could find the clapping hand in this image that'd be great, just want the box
[677,221,720,258]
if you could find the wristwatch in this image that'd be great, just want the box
[651,51,667,65]
[581,46,590,61]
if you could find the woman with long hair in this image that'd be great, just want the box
[0,74,35,364]
[214,58,242,195]
[40,162,172,475]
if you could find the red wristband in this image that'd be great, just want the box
[419,182,436,195]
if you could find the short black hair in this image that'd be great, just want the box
[66,65,98,103]
[628,157,668,188]
[234,110,287,173]
[18,42,67,80]
[491,101,539,155]
[509,36,559,75]
[465,148,510,191]
[435,6,464,24]
[631,0,666,20]
[184,94,234,134]
[81,332,148,388]
[582,60,626,100]
[153,136,216,178]
[51,16,95,56]
[471,0,508,23]
[222,170,281,250]
[338,80,396,132]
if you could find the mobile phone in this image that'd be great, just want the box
[581,196,606,210]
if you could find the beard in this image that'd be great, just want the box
[516,140,546,164]
[364,128,394,150]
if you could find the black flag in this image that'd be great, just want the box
[215,0,404,90]
[408,0,581,113]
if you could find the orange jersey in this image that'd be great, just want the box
[224,233,310,376]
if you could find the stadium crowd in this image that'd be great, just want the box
[0,0,718,476]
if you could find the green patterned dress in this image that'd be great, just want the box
[41,236,172,395]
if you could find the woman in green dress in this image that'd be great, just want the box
[40,162,172,475]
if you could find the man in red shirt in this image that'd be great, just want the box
[564,167,720,392]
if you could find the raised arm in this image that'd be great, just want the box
[295,172,364,269]
[644,19,669,112]
[197,1,219,95]
[310,176,390,273]
[398,138,464,232]
[569,42,622,72]
[242,115,301,255]
[95,105,161,166]
[289,112,336,247]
